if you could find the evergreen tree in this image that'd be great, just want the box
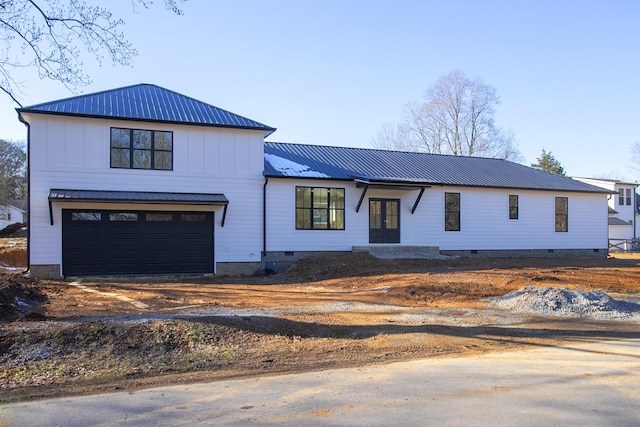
[531,149,566,176]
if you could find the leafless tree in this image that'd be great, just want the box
[631,141,640,174]
[0,0,186,105]
[372,70,522,161]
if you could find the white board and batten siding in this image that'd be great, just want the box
[266,178,609,252]
[25,113,265,272]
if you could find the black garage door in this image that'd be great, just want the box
[62,209,214,276]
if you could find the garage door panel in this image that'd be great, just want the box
[63,209,214,276]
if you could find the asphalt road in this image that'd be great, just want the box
[2,338,640,426]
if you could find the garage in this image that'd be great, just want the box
[62,209,214,276]
[49,189,229,277]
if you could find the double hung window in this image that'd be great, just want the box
[509,195,519,220]
[555,197,568,232]
[444,192,460,231]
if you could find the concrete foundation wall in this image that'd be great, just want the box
[440,248,608,258]
[30,264,62,279]
[215,262,263,276]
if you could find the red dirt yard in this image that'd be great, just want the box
[1,244,640,404]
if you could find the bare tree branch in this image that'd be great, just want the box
[0,0,186,104]
[372,70,521,161]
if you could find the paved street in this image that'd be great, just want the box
[2,338,640,426]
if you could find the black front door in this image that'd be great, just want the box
[369,199,400,243]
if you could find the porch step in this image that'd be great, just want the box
[352,245,443,259]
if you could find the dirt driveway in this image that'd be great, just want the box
[2,252,640,403]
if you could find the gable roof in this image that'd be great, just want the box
[264,142,611,193]
[17,84,275,134]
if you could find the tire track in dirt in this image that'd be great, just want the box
[68,281,149,309]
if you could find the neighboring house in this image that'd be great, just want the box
[0,200,27,230]
[637,192,640,239]
[573,178,638,251]
[18,84,612,278]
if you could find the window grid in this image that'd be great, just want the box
[295,187,345,230]
[509,195,519,220]
[444,192,460,231]
[555,197,568,232]
[110,127,173,170]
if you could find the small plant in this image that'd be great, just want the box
[88,324,103,337]
[186,327,202,345]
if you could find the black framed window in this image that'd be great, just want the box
[444,192,460,231]
[509,195,519,220]
[555,197,568,232]
[110,127,173,170]
[296,187,345,230]
[71,212,101,221]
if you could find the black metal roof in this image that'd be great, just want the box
[18,84,275,134]
[48,189,228,205]
[264,142,611,193]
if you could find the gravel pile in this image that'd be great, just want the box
[493,286,640,320]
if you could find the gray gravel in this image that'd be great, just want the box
[491,286,640,320]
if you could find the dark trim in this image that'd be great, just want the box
[411,188,425,214]
[221,204,228,228]
[17,112,31,273]
[263,177,268,255]
[16,109,275,133]
[48,189,229,226]
[48,189,228,205]
[356,184,368,213]
[263,175,612,195]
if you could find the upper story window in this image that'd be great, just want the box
[555,197,568,232]
[618,188,633,206]
[296,187,345,230]
[110,128,173,170]
[0,212,10,221]
[509,195,519,220]
[444,192,460,231]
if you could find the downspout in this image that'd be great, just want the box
[17,112,30,274]
[634,188,638,240]
[263,177,268,257]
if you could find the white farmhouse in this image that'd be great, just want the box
[17,84,612,278]
[0,200,26,231]
[573,178,638,251]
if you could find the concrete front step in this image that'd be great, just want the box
[352,245,443,259]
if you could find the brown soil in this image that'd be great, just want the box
[1,249,640,404]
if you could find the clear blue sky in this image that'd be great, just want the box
[2,0,639,181]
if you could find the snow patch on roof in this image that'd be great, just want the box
[264,153,329,178]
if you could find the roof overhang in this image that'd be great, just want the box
[352,176,434,214]
[48,189,229,226]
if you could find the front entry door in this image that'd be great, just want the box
[369,199,400,243]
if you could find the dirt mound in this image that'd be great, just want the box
[0,274,48,322]
[0,223,26,238]
[279,252,395,281]
[493,286,640,320]
[0,237,26,267]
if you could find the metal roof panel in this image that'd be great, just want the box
[264,142,611,193]
[48,189,228,205]
[19,84,275,133]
